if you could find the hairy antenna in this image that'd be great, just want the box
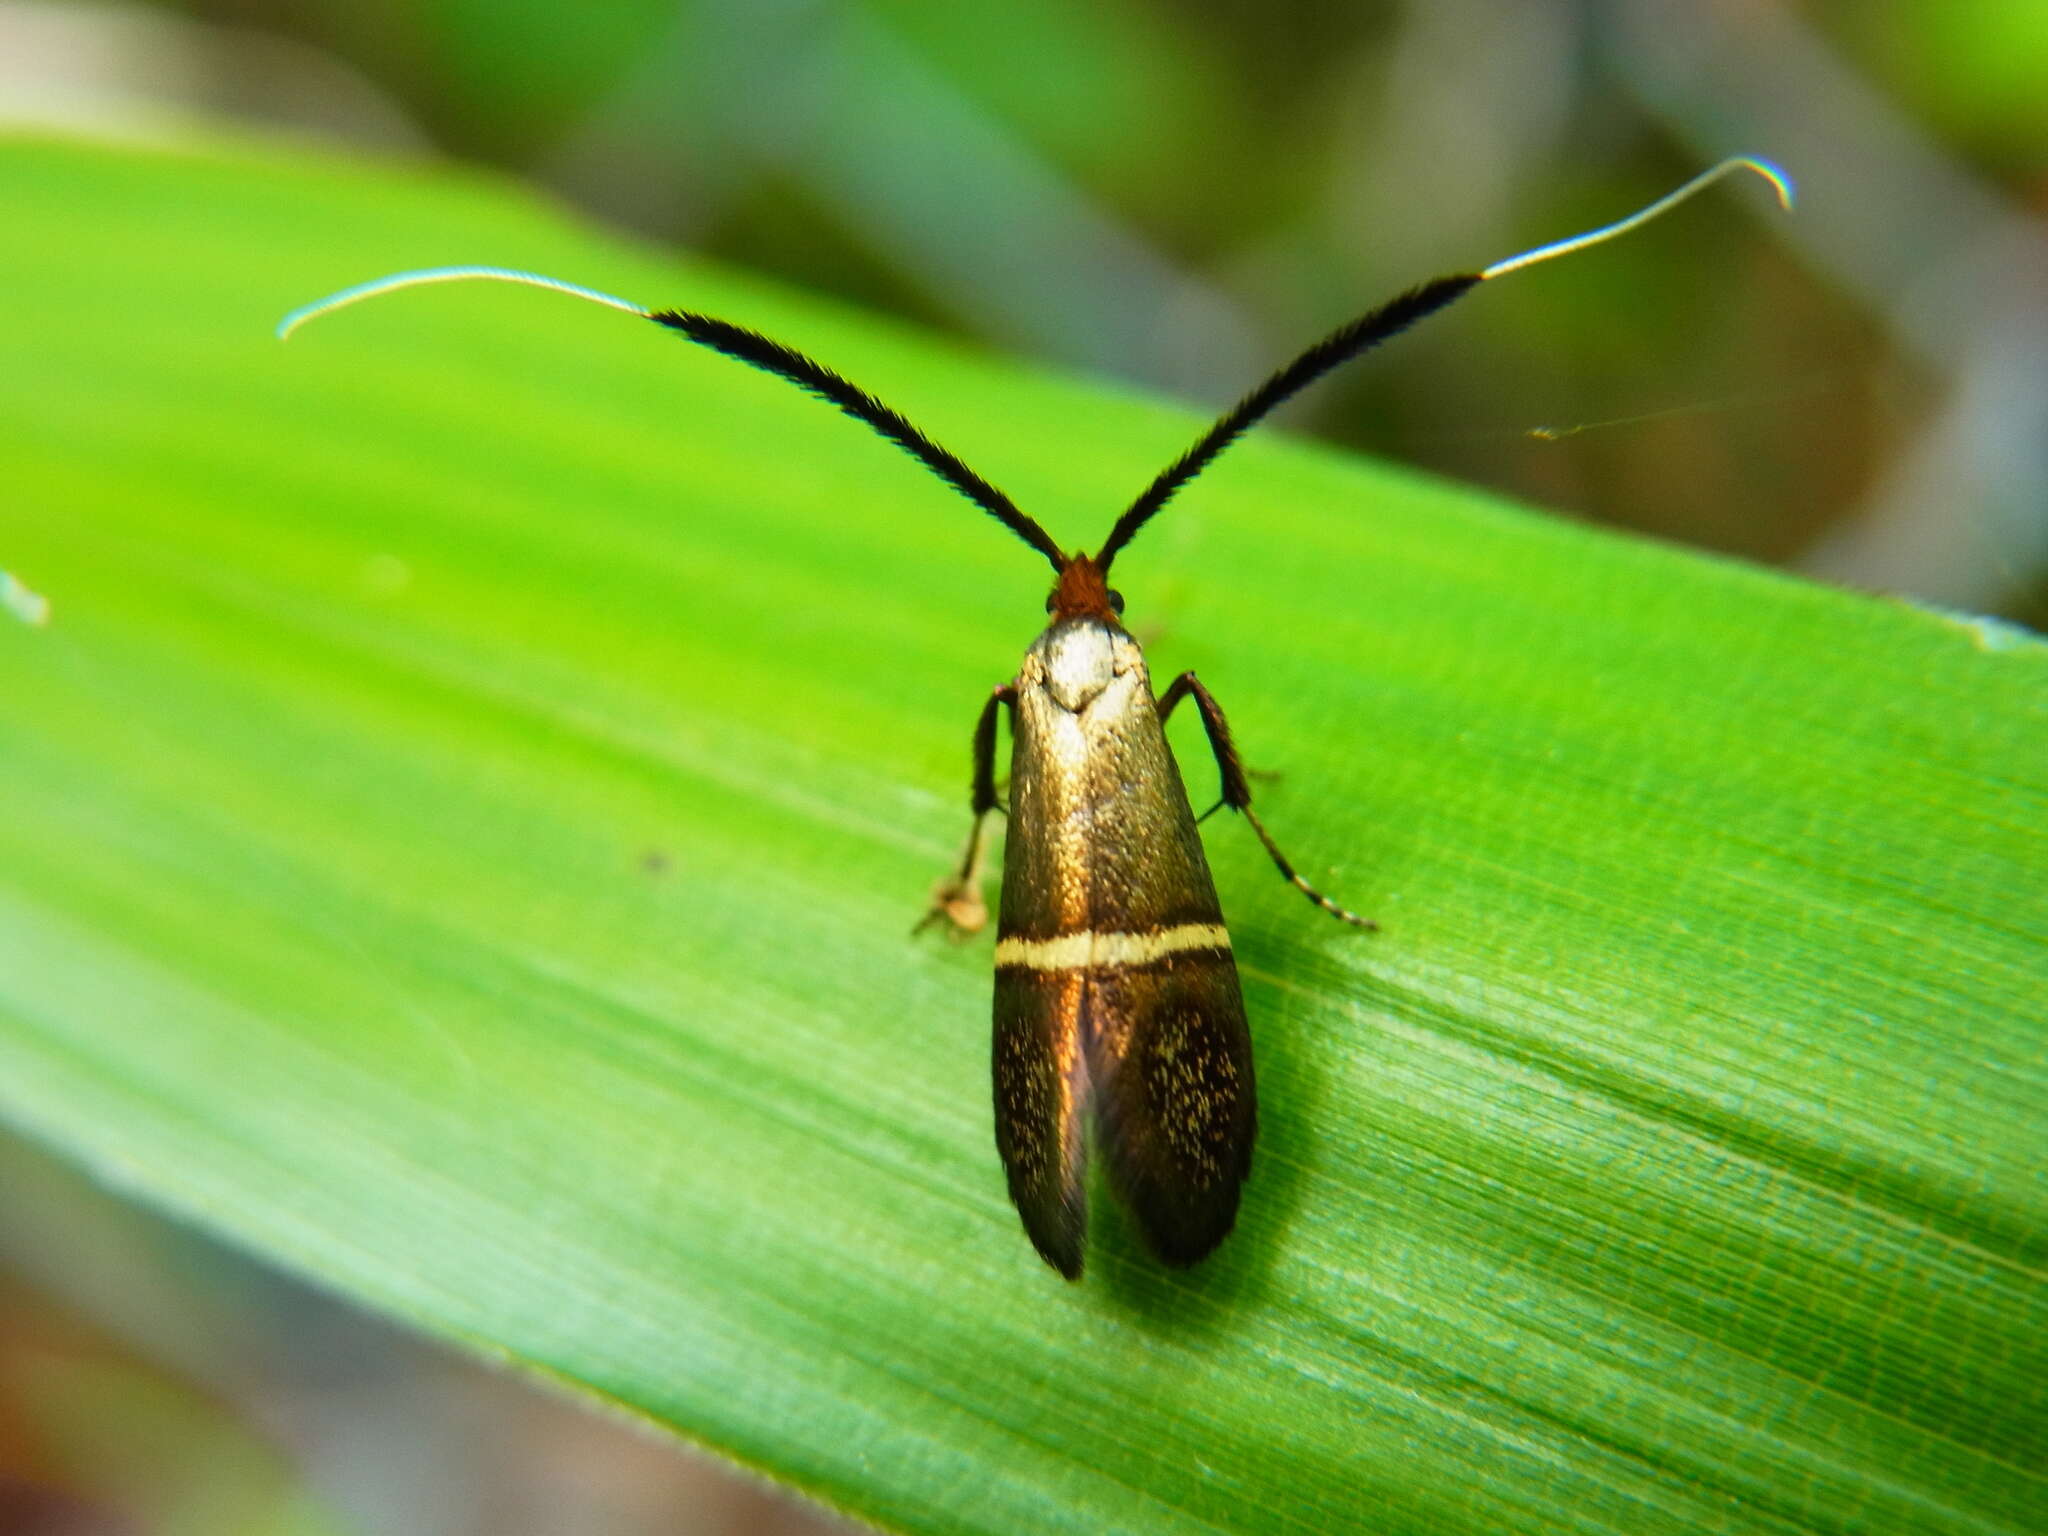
[1096,156,1794,572]
[278,267,1066,572]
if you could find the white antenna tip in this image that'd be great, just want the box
[275,267,649,342]
[1480,155,1796,281]
[1731,155,1797,211]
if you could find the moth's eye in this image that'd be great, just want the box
[1108,589,1125,614]
[1045,590,1058,612]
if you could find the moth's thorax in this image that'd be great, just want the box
[1030,617,1140,713]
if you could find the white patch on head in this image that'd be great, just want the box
[1044,622,1117,711]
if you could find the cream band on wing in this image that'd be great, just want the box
[994,924,1233,972]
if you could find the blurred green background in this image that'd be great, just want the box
[2,2,2043,1532]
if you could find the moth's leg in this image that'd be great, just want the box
[1158,672,1376,931]
[916,684,1016,936]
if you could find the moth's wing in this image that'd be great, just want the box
[1081,652,1255,1267]
[992,966,1089,1279]
[1088,952,1256,1268]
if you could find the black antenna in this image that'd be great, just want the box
[647,309,1064,570]
[1096,156,1795,573]
[278,268,1067,574]
[1097,275,1475,571]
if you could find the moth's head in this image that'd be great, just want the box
[1046,554,1125,625]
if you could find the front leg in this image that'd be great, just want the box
[1158,672,1376,931]
[916,684,1015,936]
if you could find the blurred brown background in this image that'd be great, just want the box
[2,2,2042,1531]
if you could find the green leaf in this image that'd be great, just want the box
[1,134,2042,1535]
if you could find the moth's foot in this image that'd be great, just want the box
[915,875,988,938]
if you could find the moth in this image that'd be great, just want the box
[281,157,1791,1278]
